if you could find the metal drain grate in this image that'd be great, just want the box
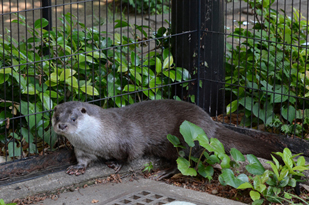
[105,190,177,205]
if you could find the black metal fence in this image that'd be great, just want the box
[0,0,308,165]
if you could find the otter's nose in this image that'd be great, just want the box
[58,124,68,130]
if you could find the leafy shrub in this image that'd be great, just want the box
[0,13,190,159]
[120,0,170,14]
[168,121,309,204]
[225,0,309,137]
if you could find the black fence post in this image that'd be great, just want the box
[172,0,224,116]
[42,0,52,56]
[42,0,52,30]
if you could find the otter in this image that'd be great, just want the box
[52,99,281,177]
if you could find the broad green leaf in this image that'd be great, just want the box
[220,169,246,188]
[8,141,22,158]
[38,127,58,146]
[281,106,296,123]
[163,55,173,69]
[114,33,122,45]
[176,157,197,176]
[0,67,13,74]
[129,68,142,83]
[114,20,129,28]
[39,93,53,110]
[167,134,185,148]
[237,182,253,189]
[87,51,106,59]
[175,67,190,81]
[19,101,42,129]
[60,69,76,81]
[226,100,238,115]
[163,70,176,82]
[209,138,225,154]
[131,51,140,66]
[230,148,245,162]
[180,120,206,147]
[80,85,99,96]
[282,148,293,168]
[297,156,306,166]
[196,133,209,148]
[250,190,261,201]
[206,155,220,165]
[246,154,265,175]
[198,164,214,180]
[123,84,136,92]
[65,76,79,88]
[218,152,231,169]
[239,97,253,111]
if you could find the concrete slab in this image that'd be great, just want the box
[0,157,245,205]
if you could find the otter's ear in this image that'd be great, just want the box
[54,106,57,112]
[81,107,87,114]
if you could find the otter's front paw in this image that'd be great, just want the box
[66,165,86,176]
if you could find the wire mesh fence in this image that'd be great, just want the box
[0,0,308,165]
[0,0,194,164]
[223,0,309,139]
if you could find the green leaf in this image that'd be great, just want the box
[155,57,162,74]
[266,161,279,179]
[65,76,79,88]
[218,153,231,169]
[250,190,261,201]
[246,154,265,175]
[163,55,173,69]
[281,106,296,123]
[209,138,225,154]
[130,51,140,66]
[34,18,49,29]
[195,133,209,148]
[167,134,185,148]
[59,69,76,81]
[206,155,220,165]
[226,100,238,115]
[19,101,42,129]
[220,169,246,188]
[282,148,293,168]
[297,156,306,166]
[21,127,36,153]
[237,182,253,189]
[180,120,206,147]
[80,85,99,96]
[0,74,9,84]
[162,70,176,82]
[129,68,142,83]
[8,141,22,158]
[38,127,57,146]
[230,148,245,162]
[239,97,253,111]
[176,157,197,176]
[114,20,129,28]
[39,93,53,110]
[123,84,136,92]
[198,164,214,180]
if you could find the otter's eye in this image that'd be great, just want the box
[71,117,76,122]
[55,116,59,121]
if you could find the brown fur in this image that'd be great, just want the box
[52,99,280,174]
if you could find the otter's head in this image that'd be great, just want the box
[52,102,89,136]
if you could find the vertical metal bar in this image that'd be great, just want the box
[196,0,201,106]
[42,0,52,30]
